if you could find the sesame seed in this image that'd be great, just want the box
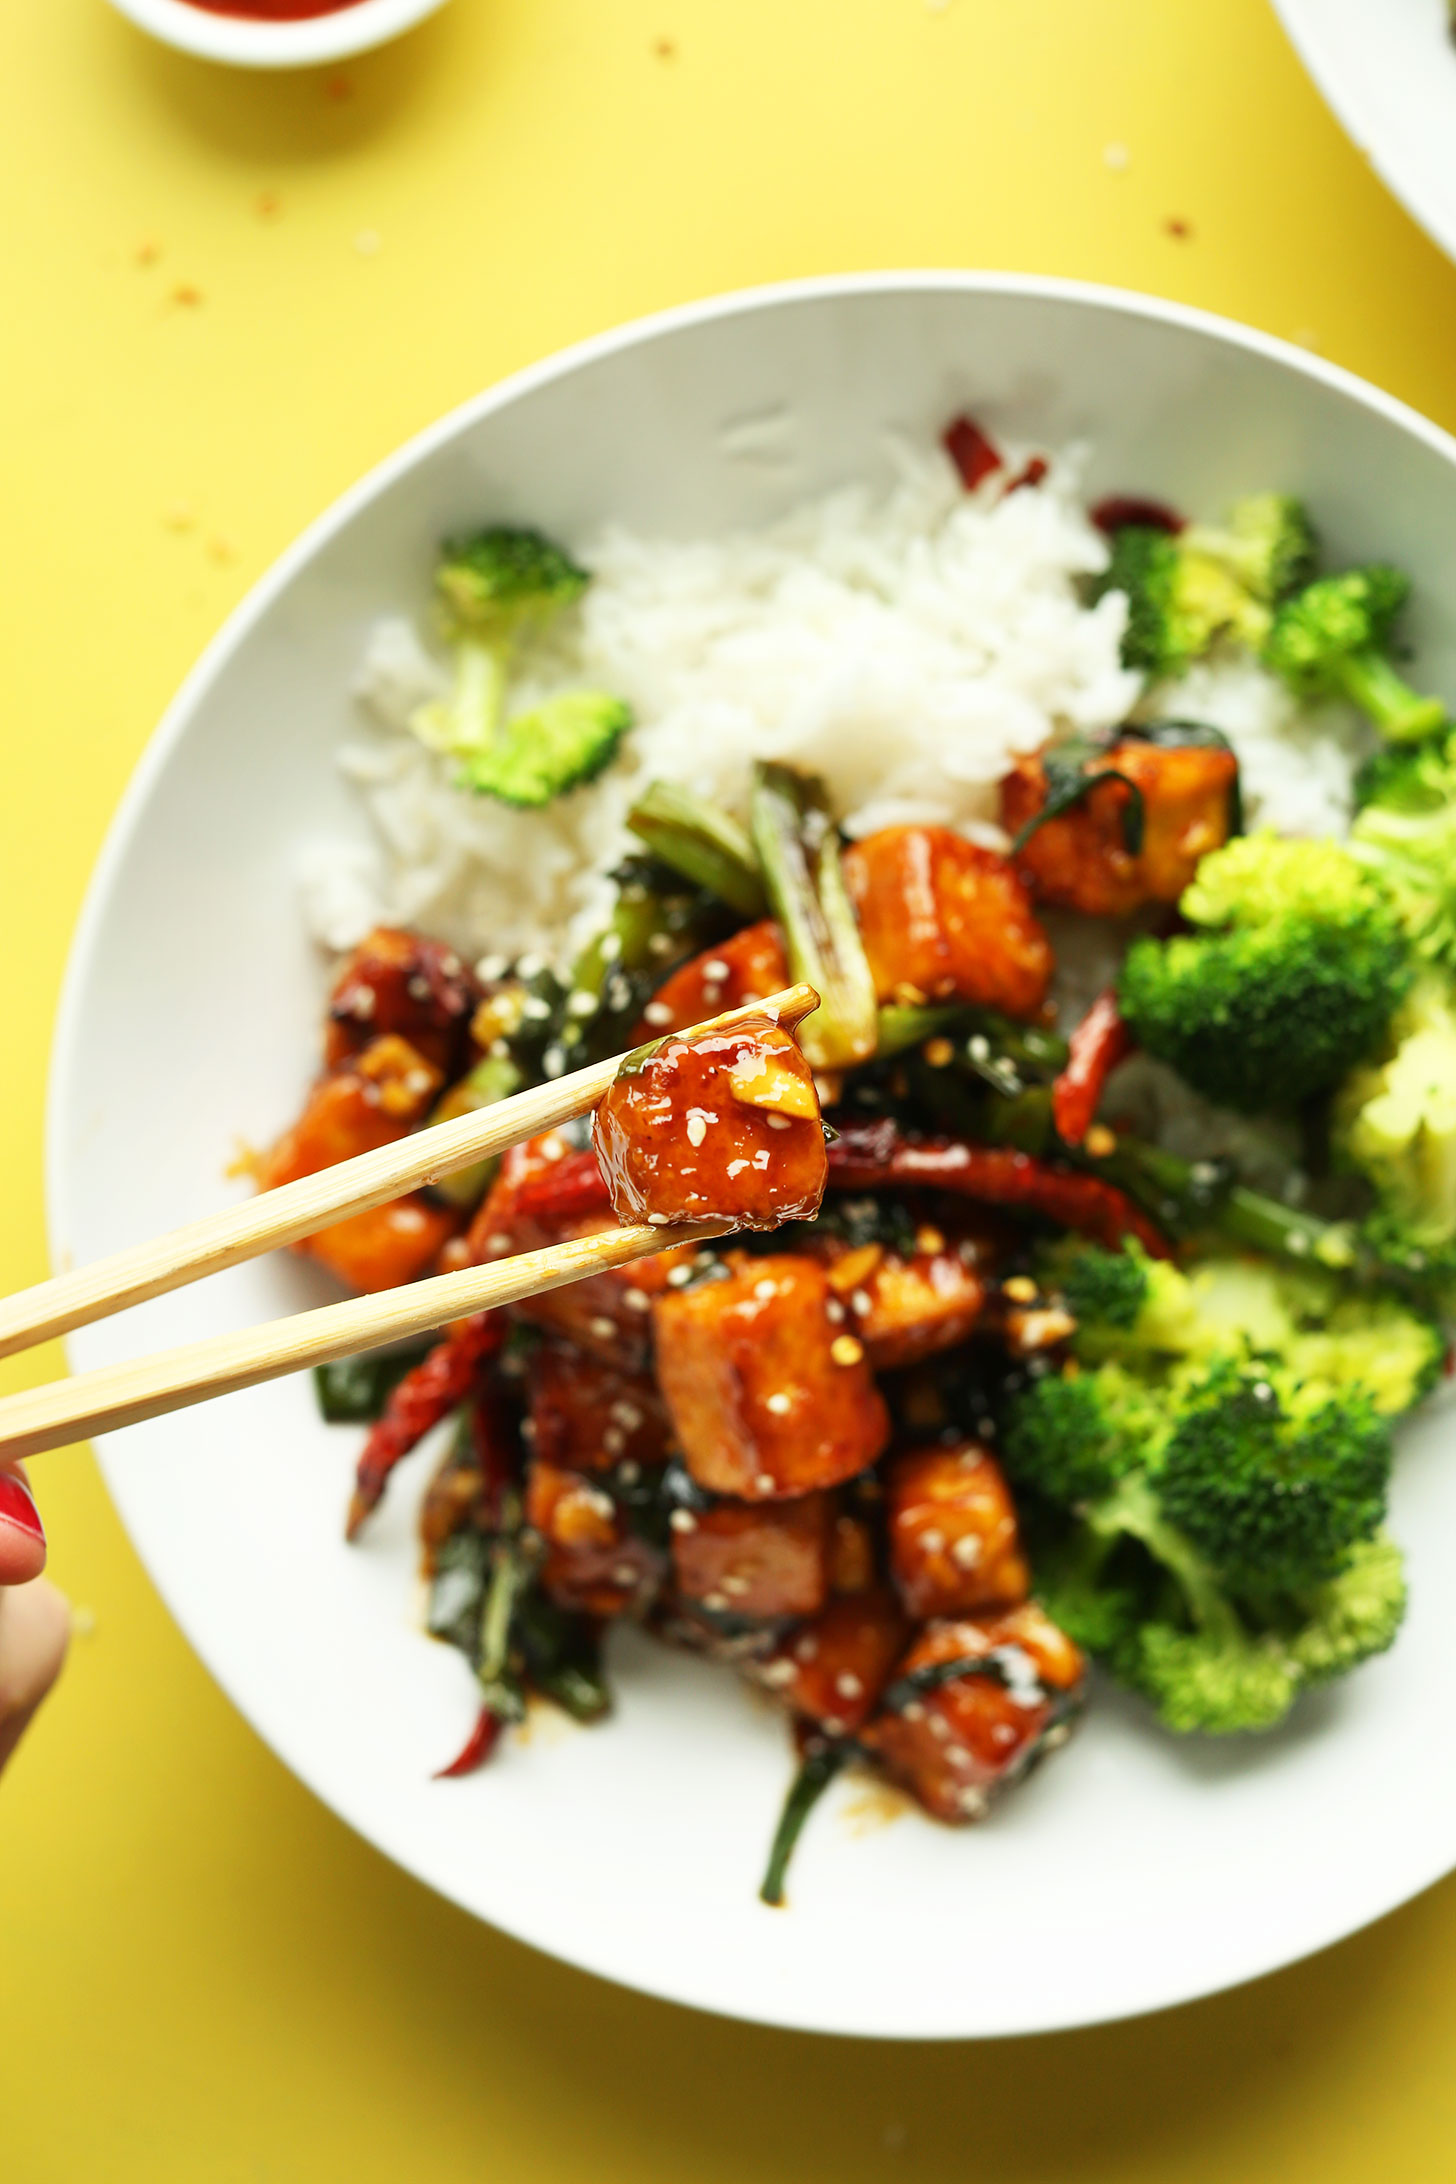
[669,1510,698,1534]
[950,1534,983,1569]
[566,990,597,1017]
[475,952,508,982]
[600,932,622,962]
[825,1299,845,1324]
[821,1714,846,1737]
[726,1159,749,1178]
[522,995,552,1021]
[516,953,544,979]
[487,1232,513,1256]
[702,959,730,979]
[796,1635,819,1662]
[957,1788,989,1818]
[648,1213,670,1225]
[611,1565,639,1586]
[753,1279,778,1301]
[928,1714,951,1741]
[920,1527,945,1554]
[644,1001,673,1026]
[617,1459,641,1484]
[902,1700,925,1723]
[761,1658,797,1687]
[752,1150,770,1169]
[851,1289,873,1317]
[520,1417,537,1441]
[589,1316,618,1341]
[667,1264,694,1286]
[754,1472,776,1494]
[623,1288,651,1313]
[1003,1276,1037,1304]
[722,1575,750,1598]
[406,975,431,1001]
[543,1045,566,1078]
[686,1114,707,1148]
[835,1672,863,1699]
[648,932,675,958]
[830,1334,865,1367]
[610,1401,643,1430]
[603,1426,626,1456]
[766,1393,792,1415]
[703,1592,729,1612]
[968,1035,990,1063]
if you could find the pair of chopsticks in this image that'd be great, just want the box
[0,984,819,1462]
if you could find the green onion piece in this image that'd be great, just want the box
[426,1054,524,1209]
[758,1739,849,1908]
[313,1339,434,1423]
[627,780,767,918]
[875,1003,968,1059]
[750,763,878,1073]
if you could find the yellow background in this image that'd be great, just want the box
[6,1,1456,2176]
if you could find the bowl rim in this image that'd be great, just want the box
[48,271,1456,2037]
[104,0,448,69]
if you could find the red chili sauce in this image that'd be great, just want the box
[181,0,364,19]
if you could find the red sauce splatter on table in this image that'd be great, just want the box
[181,0,364,19]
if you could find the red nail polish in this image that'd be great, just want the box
[0,1472,44,1546]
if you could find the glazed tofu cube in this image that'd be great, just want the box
[259,1064,457,1293]
[754,1587,911,1734]
[860,1604,1085,1823]
[527,1341,673,1474]
[325,926,480,1074]
[593,1018,826,1231]
[818,1231,988,1370]
[886,1444,1030,1619]
[669,1493,832,1620]
[525,1458,663,1618]
[652,1254,891,1498]
[1001,738,1238,917]
[636,921,789,1038]
[842,827,1053,1020]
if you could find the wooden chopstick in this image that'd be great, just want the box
[0,981,818,1364]
[0,1216,732,1461]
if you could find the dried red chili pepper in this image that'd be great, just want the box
[943,414,1004,491]
[1003,455,1049,495]
[826,1120,1171,1256]
[1089,494,1184,536]
[509,1148,613,1226]
[1052,988,1136,1146]
[434,1707,504,1779]
[346,1312,505,1539]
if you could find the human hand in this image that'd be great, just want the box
[0,1465,69,1777]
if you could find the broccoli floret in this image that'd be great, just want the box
[1284,1533,1407,1684]
[1333,979,1456,1320]
[1117,833,1412,1111]
[1058,1240,1150,1330]
[1350,730,1456,972]
[1094,524,1269,678]
[410,525,631,806]
[1182,493,1318,605]
[455,691,631,809]
[1264,566,1447,744]
[1001,1363,1168,1506]
[1157,1360,1391,1596]
[1004,1272,1418,1735]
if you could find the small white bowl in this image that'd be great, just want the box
[106,0,449,70]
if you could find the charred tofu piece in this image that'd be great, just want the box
[468,1134,693,1368]
[527,1341,673,1474]
[754,1587,910,1734]
[886,1444,1030,1620]
[636,921,789,1038]
[325,927,480,1075]
[860,1604,1085,1823]
[1002,738,1239,918]
[525,1458,663,1618]
[670,1493,832,1621]
[652,1253,890,1499]
[259,1054,458,1293]
[593,1018,826,1232]
[816,1229,989,1370]
[842,827,1053,1020]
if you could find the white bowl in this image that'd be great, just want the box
[105,0,448,70]
[50,274,1456,2039]
[1273,0,1456,268]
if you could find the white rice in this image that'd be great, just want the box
[298,437,1366,974]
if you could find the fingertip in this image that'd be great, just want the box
[0,1578,70,1775]
[0,1466,46,1586]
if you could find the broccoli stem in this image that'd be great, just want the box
[1091,1477,1238,1640]
[751,763,879,1072]
[627,781,767,918]
[1339,651,1447,745]
[758,1737,849,1907]
[1090,1136,1360,1275]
